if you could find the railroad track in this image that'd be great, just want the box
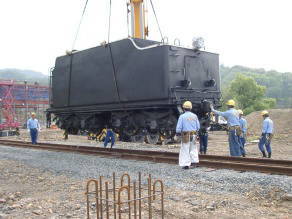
[0,139,291,176]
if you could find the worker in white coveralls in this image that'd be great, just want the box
[176,101,200,170]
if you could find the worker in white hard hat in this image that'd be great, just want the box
[238,109,247,157]
[176,101,200,169]
[210,100,243,157]
[258,110,273,158]
[27,112,41,144]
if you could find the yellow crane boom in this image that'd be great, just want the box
[130,0,148,39]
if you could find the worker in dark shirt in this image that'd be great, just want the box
[198,128,208,155]
[198,113,210,155]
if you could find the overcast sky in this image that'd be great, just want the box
[1,0,292,74]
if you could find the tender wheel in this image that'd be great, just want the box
[159,130,176,142]
[145,133,160,145]
[131,135,145,143]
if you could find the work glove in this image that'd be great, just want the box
[210,104,214,111]
[27,129,30,133]
[266,133,272,143]
[174,133,181,142]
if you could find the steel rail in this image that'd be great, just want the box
[0,139,291,176]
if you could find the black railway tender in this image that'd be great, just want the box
[48,38,221,143]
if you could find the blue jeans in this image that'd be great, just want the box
[104,130,115,148]
[30,128,38,144]
[258,134,272,153]
[199,134,208,153]
[228,130,242,156]
[239,133,246,155]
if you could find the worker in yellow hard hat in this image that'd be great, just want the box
[238,109,247,156]
[258,110,273,158]
[182,101,192,109]
[261,110,269,116]
[210,100,244,157]
[176,101,200,169]
[27,112,41,144]
[226,99,235,106]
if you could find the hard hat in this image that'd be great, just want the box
[226,99,235,106]
[31,112,36,116]
[238,109,243,115]
[261,110,269,116]
[182,101,192,109]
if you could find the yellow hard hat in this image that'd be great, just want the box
[238,109,243,115]
[261,110,269,116]
[226,99,235,106]
[182,101,192,109]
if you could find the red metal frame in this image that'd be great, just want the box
[0,80,49,130]
[0,81,19,129]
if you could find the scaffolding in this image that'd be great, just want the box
[0,80,49,129]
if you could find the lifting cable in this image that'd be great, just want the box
[107,0,123,108]
[71,0,89,50]
[149,0,164,41]
[68,0,89,106]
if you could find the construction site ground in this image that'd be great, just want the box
[0,109,291,218]
[0,158,291,219]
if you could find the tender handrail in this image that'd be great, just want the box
[128,38,162,50]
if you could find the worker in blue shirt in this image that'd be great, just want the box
[238,109,247,156]
[27,112,41,144]
[176,101,200,169]
[211,100,243,157]
[104,127,115,148]
[258,110,274,158]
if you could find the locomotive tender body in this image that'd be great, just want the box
[48,38,221,142]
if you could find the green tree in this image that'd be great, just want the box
[224,74,276,114]
[220,65,292,108]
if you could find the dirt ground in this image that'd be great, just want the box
[0,108,291,218]
[0,159,291,219]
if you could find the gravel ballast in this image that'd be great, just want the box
[0,145,291,196]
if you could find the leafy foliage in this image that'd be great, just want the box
[222,74,276,114]
[220,65,292,108]
[229,75,266,109]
